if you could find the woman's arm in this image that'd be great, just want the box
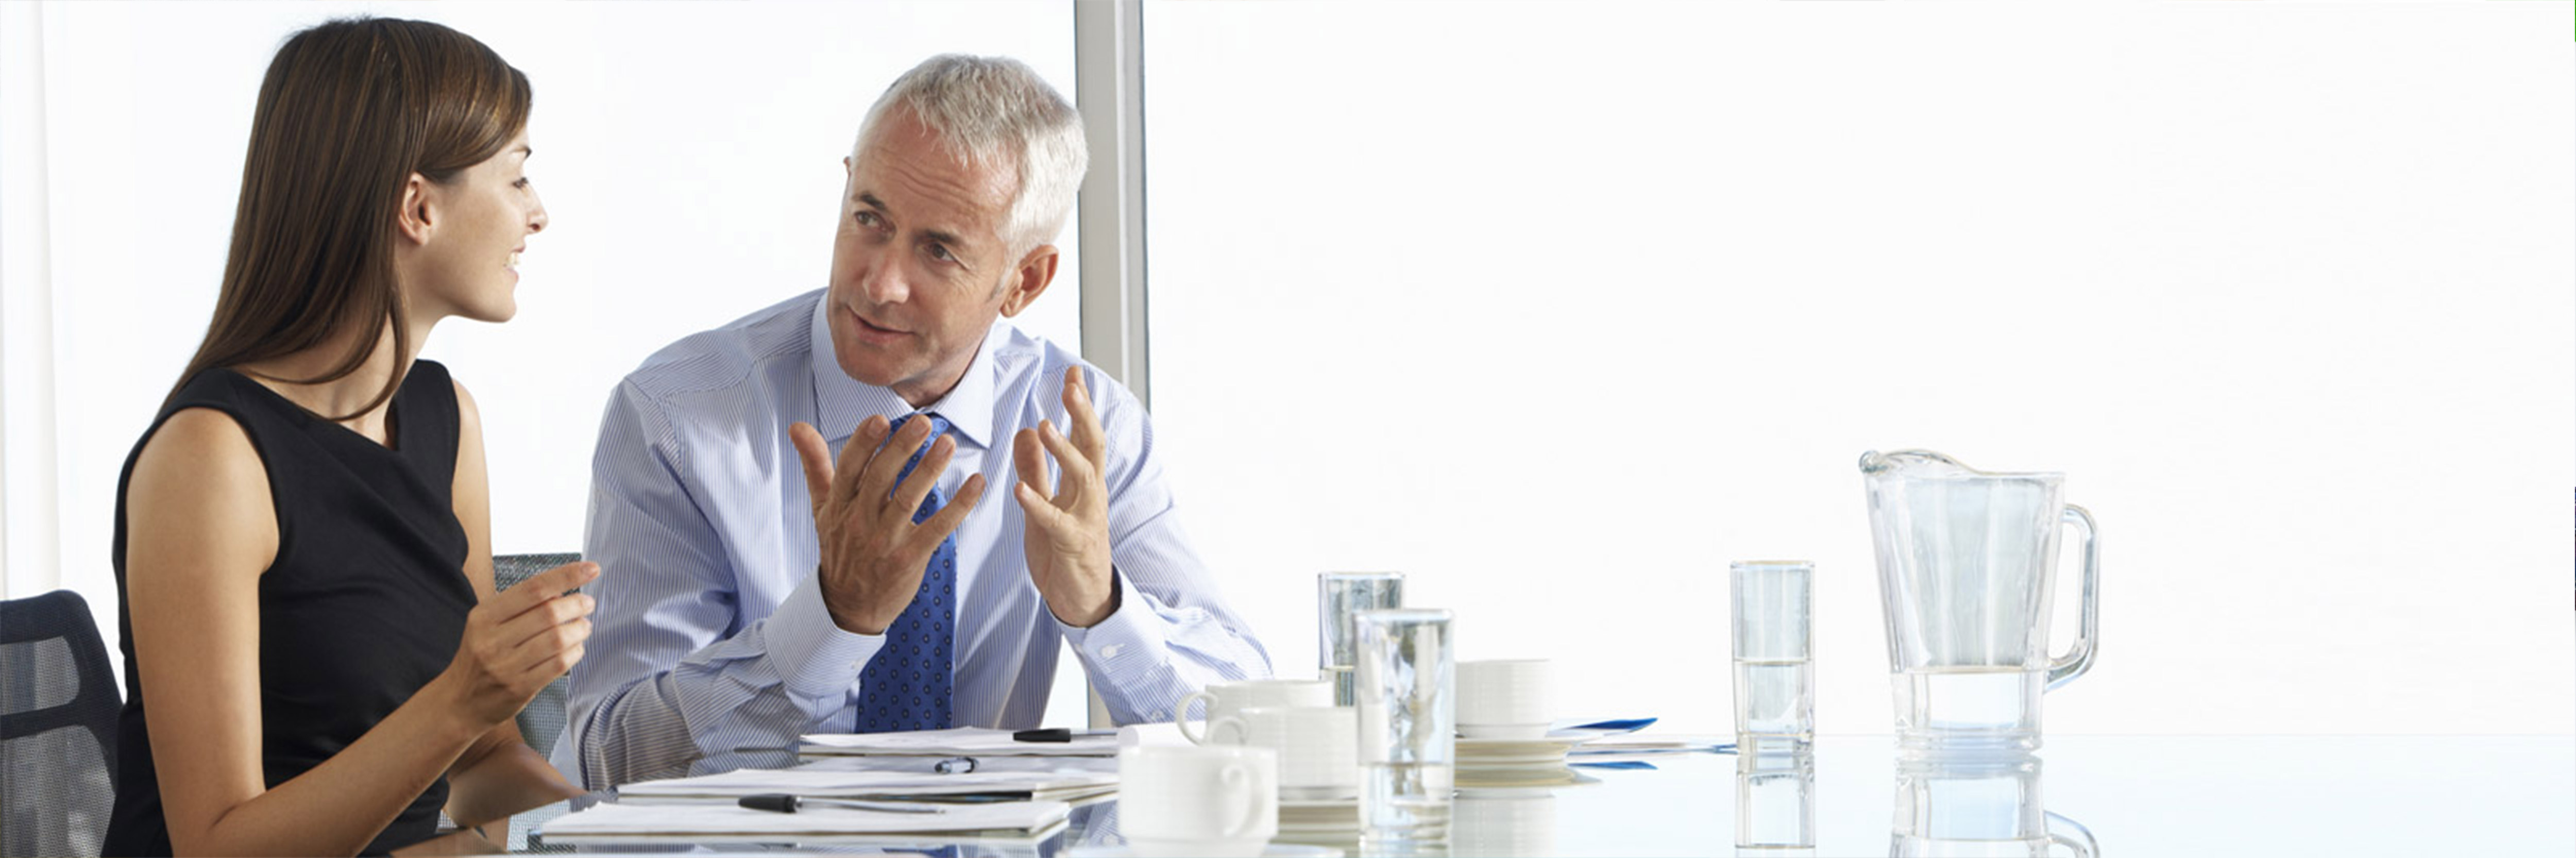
[127,407,597,857]
[440,380,586,836]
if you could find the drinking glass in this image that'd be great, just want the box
[1732,561,1814,754]
[1354,608,1454,850]
[1319,571,1404,706]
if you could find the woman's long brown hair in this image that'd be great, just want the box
[165,17,530,419]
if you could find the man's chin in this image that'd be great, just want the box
[833,354,906,388]
[829,345,912,386]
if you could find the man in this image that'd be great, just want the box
[556,55,1270,789]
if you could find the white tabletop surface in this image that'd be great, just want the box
[517,735,2574,856]
[1553,735,2575,857]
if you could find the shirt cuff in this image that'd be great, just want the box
[1060,569,1164,681]
[766,571,884,701]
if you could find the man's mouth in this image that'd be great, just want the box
[848,305,906,337]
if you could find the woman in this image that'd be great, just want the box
[106,18,596,856]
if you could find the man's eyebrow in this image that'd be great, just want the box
[852,191,974,253]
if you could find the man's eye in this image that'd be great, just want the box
[854,210,883,228]
[513,177,531,189]
[928,244,955,263]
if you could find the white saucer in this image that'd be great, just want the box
[1456,735,1583,767]
[1067,844,1343,857]
[1277,797,1360,833]
[1457,767,1603,790]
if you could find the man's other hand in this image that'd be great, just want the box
[1012,369,1118,628]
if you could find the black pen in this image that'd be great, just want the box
[737,793,945,815]
[1010,727,1116,742]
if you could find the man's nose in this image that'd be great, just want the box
[858,260,908,304]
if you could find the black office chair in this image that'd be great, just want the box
[492,553,582,761]
[2,589,122,857]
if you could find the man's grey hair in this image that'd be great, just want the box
[853,54,1088,264]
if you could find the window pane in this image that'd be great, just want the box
[1145,1,2573,735]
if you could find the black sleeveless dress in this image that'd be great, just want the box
[104,361,474,856]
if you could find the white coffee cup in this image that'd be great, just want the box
[1457,659,1554,739]
[1176,678,1334,745]
[1118,744,1280,858]
[1208,705,1361,800]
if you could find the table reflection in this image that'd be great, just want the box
[1889,755,2093,858]
[1734,752,1815,855]
[1451,765,1590,857]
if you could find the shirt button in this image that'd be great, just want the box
[1100,644,1125,659]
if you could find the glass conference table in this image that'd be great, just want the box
[498,735,2573,856]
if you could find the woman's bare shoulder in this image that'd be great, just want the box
[126,407,278,578]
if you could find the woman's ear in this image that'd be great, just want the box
[395,173,435,246]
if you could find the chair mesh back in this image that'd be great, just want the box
[2,590,121,857]
[493,553,581,761]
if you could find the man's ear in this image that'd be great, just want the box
[999,244,1060,318]
[395,173,435,246]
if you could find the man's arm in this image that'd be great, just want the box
[1015,368,1273,723]
[559,380,885,788]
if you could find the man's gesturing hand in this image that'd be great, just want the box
[791,415,986,635]
[1012,369,1117,628]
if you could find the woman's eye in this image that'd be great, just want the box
[513,177,531,189]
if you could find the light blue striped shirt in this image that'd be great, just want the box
[554,289,1272,788]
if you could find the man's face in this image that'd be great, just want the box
[825,109,1022,407]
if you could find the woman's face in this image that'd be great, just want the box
[412,127,548,324]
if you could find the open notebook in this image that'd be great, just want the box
[617,767,1118,805]
[539,798,1072,842]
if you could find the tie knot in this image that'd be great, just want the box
[891,412,951,438]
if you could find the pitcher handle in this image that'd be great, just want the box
[2045,504,2100,692]
[2043,811,2098,858]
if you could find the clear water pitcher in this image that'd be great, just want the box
[1860,450,2100,754]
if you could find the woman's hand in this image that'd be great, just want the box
[434,561,599,728]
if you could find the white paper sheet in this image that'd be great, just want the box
[799,727,1120,757]
[617,767,1116,803]
[540,798,1073,838]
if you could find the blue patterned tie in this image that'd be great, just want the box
[856,413,957,733]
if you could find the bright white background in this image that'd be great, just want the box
[0,0,1085,716]
[3,1,2569,742]
[1143,2,2575,737]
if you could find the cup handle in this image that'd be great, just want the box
[2044,504,2101,692]
[1175,691,1218,745]
[2043,811,2098,858]
[1217,761,1257,840]
[1208,715,1252,746]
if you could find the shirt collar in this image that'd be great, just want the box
[806,292,1002,449]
